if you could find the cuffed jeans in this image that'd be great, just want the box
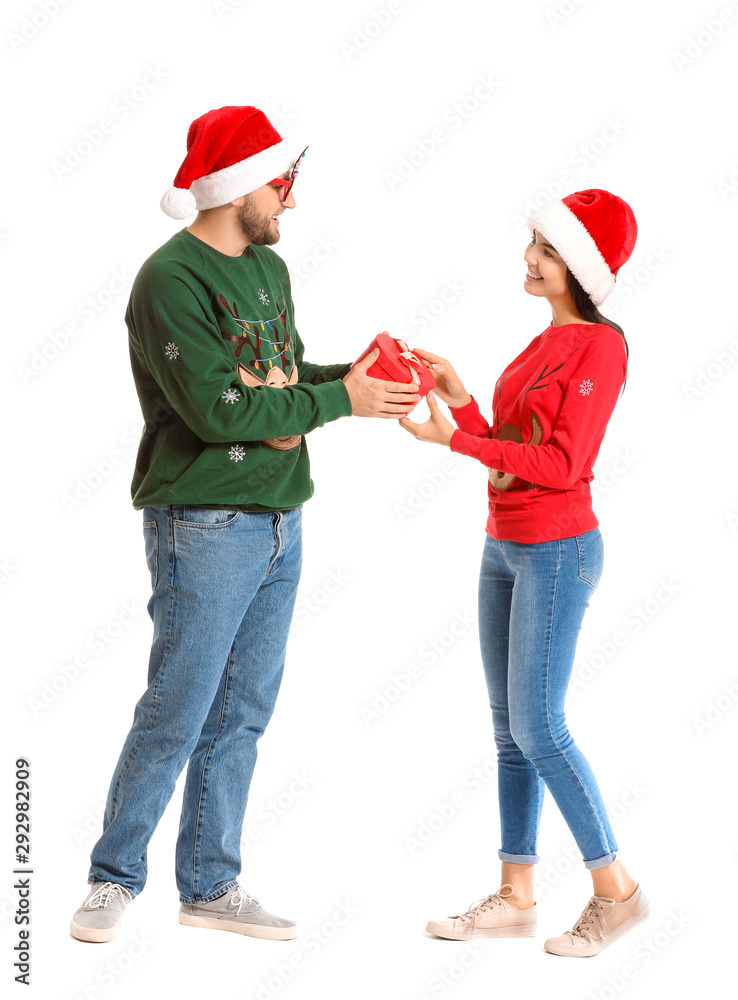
[478,528,619,870]
[88,504,302,903]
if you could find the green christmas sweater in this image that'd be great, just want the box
[126,229,352,511]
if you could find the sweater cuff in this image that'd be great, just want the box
[450,428,499,465]
[315,377,353,421]
[448,395,490,436]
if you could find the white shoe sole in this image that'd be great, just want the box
[543,901,651,957]
[426,920,537,940]
[178,910,298,940]
[70,919,120,943]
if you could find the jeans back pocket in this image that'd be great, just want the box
[576,528,604,587]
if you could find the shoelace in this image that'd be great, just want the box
[229,887,260,916]
[451,884,515,929]
[85,882,133,910]
[567,894,615,942]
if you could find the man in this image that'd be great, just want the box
[70,105,418,943]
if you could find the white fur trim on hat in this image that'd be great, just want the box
[189,138,302,211]
[527,200,614,307]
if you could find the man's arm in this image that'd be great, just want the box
[299,360,352,384]
[293,325,351,385]
[128,262,353,444]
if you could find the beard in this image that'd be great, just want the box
[237,195,279,246]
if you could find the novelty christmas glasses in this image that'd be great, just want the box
[269,146,308,201]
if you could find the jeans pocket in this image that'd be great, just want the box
[576,528,604,588]
[143,520,159,591]
[173,506,241,528]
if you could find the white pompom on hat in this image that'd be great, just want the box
[527,189,637,307]
[160,105,304,218]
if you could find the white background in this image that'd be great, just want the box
[3,0,737,997]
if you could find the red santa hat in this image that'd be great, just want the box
[160,105,304,219]
[527,188,637,307]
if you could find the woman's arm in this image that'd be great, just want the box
[450,336,626,490]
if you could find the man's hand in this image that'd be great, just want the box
[412,348,471,408]
[343,346,421,418]
[399,391,455,446]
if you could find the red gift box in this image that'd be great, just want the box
[352,333,436,397]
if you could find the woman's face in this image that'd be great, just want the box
[523,230,569,299]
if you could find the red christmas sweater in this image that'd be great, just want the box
[449,322,627,543]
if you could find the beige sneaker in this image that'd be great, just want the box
[426,884,537,940]
[544,883,650,957]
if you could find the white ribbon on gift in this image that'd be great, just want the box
[396,339,423,389]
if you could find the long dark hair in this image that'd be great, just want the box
[566,270,628,392]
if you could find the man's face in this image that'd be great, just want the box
[236,171,296,246]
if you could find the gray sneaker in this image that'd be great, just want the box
[70,882,134,942]
[179,886,298,940]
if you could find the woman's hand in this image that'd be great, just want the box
[399,391,455,446]
[413,348,471,408]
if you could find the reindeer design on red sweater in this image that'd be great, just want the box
[219,293,301,451]
[489,361,565,490]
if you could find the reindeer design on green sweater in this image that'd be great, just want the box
[219,292,300,450]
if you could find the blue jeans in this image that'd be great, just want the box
[88,504,302,903]
[478,528,619,870]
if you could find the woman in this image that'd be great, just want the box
[400,189,649,957]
